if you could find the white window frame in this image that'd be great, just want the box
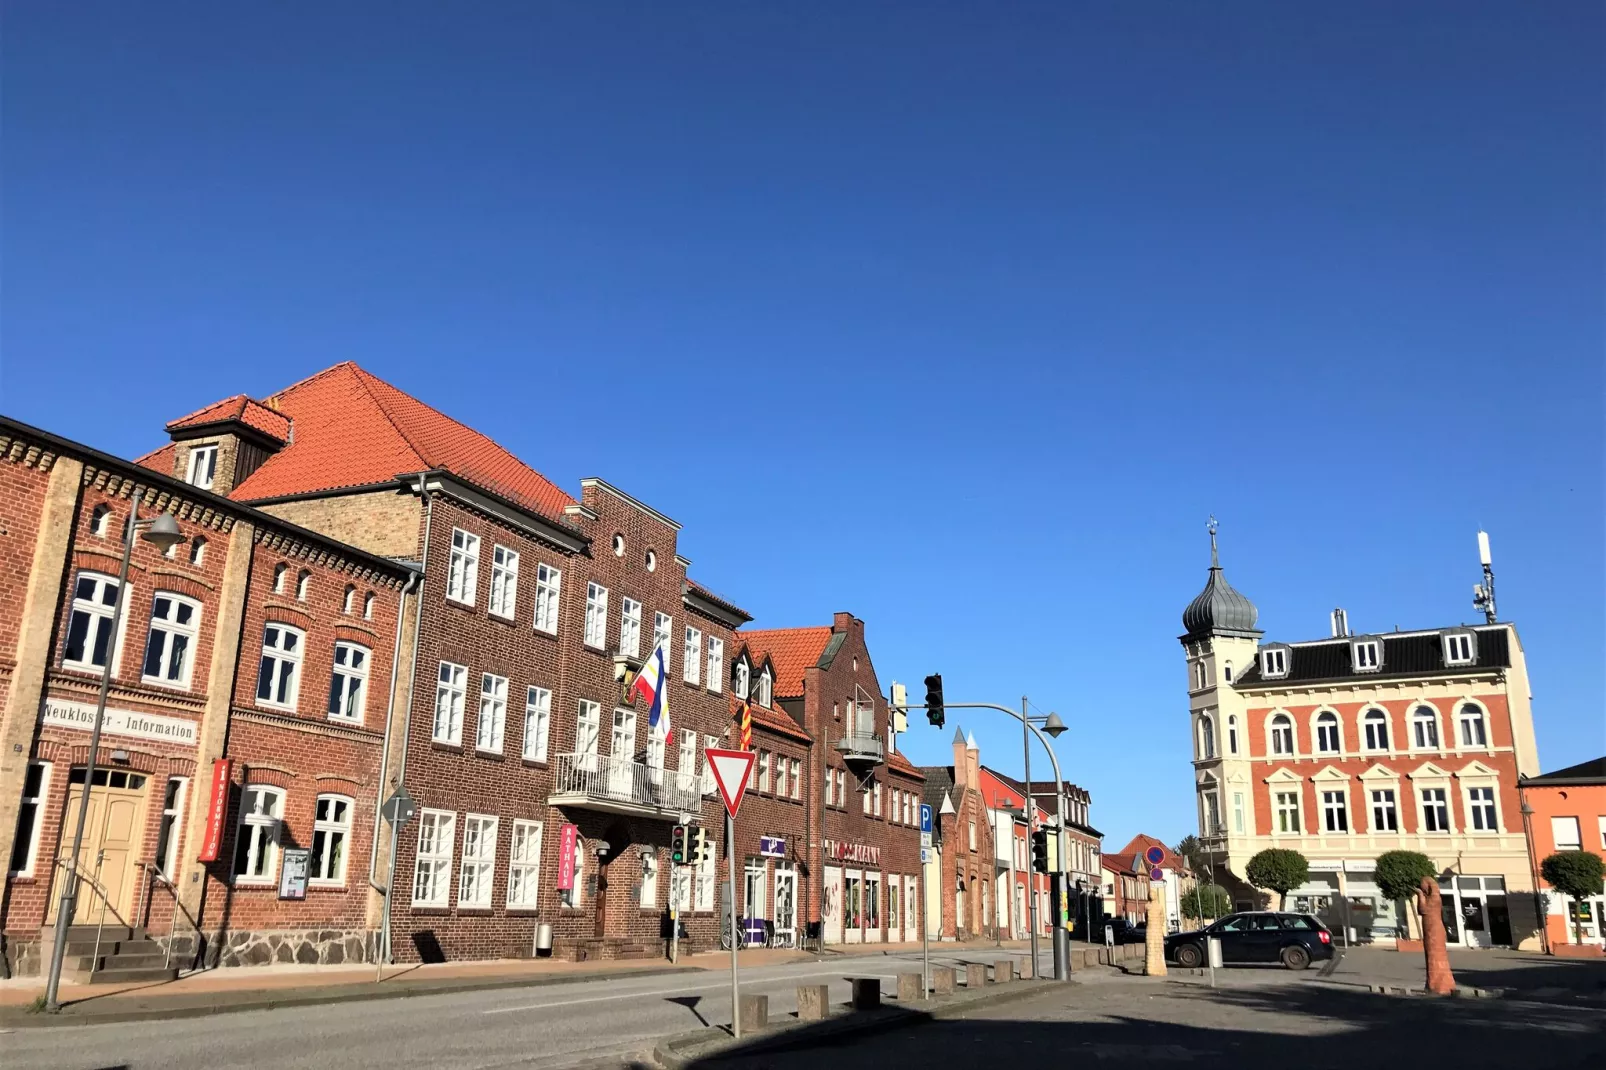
[272,563,288,594]
[695,837,716,911]
[1197,715,1216,760]
[775,755,788,798]
[489,544,519,619]
[1231,790,1246,835]
[142,591,202,689]
[1226,715,1239,755]
[1363,708,1391,751]
[734,661,750,699]
[256,623,304,710]
[477,672,508,753]
[327,641,371,723]
[1261,647,1288,678]
[363,592,376,621]
[434,661,467,745]
[1551,816,1582,851]
[639,850,660,909]
[295,570,310,602]
[683,627,702,685]
[1411,705,1441,750]
[447,528,480,606]
[154,775,187,879]
[186,444,218,489]
[8,762,50,876]
[310,794,353,886]
[1269,714,1295,756]
[1419,787,1452,833]
[1352,639,1381,673]
[1274,790,1301,834]
[790,759,801,800]
[756,750,770,793]
[523,685,551,762]
[706,637,724,693]
[1458,703,1488,748]
[1466,786,1498,833]
[533,563,562,635]
[507,819,543,910]
[757,669,772,708]
[1321,789,1349,833]
[1371,788,1399,832]
[576,700,603,767]
[1314,711,1341,754]
[677,732,697,794]
[63,571,126,673]
[653,612,673,668]
[1443,631,1475,666]
[458,813,498,908]
[189,536,207,566]
[584,582,609,650]
[233,785,284,884]
[413,809,456,907]
[619,598,642,659]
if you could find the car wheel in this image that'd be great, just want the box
[1175,943,1203,969]
[1280,945,1311,970]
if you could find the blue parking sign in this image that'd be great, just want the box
[920,803,933,835]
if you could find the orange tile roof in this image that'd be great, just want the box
[135,442,176,476]
[737,695,812,744]
[160,363,575,521]
[886,750,925,780]
[166,394,292,443]
[737,626,833,698]
[1118,834,1186,871]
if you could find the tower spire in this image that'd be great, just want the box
[1208,515,1220,569]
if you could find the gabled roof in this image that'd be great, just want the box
[919,766,956,816]
[1118,834,1186,872]
[1234,625,1511,688]
[886,750,925,780]
[166,394,292,444]
[737,626,833,698]
[1102,852,1146,878]
[1523,756,1606,785]
[735,693,811,745]
[989,772,1102,837]
[155,363,576,522]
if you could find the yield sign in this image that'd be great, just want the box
[706,749,756,818]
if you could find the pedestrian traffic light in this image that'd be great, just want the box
[924,673,945,728]
[671,823,689,865]
[1031,828,1049,874]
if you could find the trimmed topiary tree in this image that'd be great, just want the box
[1181,883,1231,922]
[1541,851,1606,948]
[1375,850,1454,994]
[1244,848,1308,910]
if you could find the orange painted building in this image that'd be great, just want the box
[1518,758,1606,953]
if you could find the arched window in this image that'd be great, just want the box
[189,536,207,566]
[1458,703,1487,748]
[1363,708,1390,751]
[1198,715,1216,760]
[1227,715,1239,755]
[1315,712,1340,753]
[272,563,289,594]
[296,569,311,602]
[342,584,356,615]
[363,592,376,621]
[89,504,112,538]
[1412,706,1440,749]
[1270,714,1294,756]
[1223,661,1233,684]
[1193,661,1206,690]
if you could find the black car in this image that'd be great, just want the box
[1165,911,1334,970]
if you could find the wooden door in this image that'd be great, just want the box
[48,772,150,926]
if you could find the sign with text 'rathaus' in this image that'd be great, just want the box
[39,698,199,747]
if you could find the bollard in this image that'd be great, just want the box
[796,984,831,1021]
[932,965,956,994]
[1020,952,1035,979]
[897,972,925,1001]
[966,962,989,989]
[738,993,769,1033]
[993,959,1015,984]
[851,977,881,1010]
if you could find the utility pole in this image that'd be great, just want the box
[1021,696,1040,978]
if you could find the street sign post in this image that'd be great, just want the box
[919,803,932,848]
[381,785,417,826]
[706,749,756,1039]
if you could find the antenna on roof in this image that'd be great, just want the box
[1330,608,1349,638]
[1473,530,1497,624]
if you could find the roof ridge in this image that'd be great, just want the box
[346,364,429,469]
[264,361,362,406]
[164,393,250,429]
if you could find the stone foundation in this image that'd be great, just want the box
[206,928,378,968]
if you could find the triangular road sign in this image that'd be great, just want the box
[706,749,755,818]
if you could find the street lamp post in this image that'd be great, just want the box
[43,494,185,1012]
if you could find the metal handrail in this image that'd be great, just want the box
[136,861,192,971]
[552,752,701,813]
[833,732,884,760]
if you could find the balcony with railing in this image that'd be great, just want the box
[551,751,702,819]
[833,730,884,765]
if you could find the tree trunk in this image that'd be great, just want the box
[1572,897,1583,948]
[1417,876,1456,995]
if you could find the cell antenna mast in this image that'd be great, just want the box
[1473,530,1497,624]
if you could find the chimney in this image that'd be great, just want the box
[832,611,855,633]
[952,727,968,788]
[1331,608,1349,638]
[966,731,980,789]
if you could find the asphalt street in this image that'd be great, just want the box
[3,946,1049,1070]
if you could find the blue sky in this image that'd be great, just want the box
[4,3,1601,851]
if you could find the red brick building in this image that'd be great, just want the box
[0,414,412,977]
[920,731,997,940]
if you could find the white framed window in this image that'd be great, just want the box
[1364,708,1390,751]
[863,782,872,814]
[775,756,788,797]
[1420,787,1451,832]
[653,612,673,666]
[477,672,508,753]
[968,818,977,850]
[1351,639,1381,672]
[1466,786,1498,832]
[363,592,376,621]
[523,685,551,762]
[142,592,201,688]
[683,627,702,685]
[1261,647,1288,678]
[413,809,455,906]
[1223,661,1233,683]
[186,444,218,489]
[189,536,207,566]
[8,763,50,875]
[1270,714,1294,756]
[447,528,480,605]
[678,732,697,792]
[1458,703,1487,747]
[1231,790,1246,835]
[154,776,187,879]
[790,759,801,799]
[1274,790,1301,834]
[1202,791,1221,835]
[611,706,637,759]
[533,564,561,634]
[734,661,750,699]
[1197,715,1216,759]
[232,785,284,883]
[434,661,467,744]
[507,819,543,910]
[1551,816,1582,851]
[89,504,112,538]
[295,569,310,602]
[1412,706,1440,749]
[1371,789,1399,832]
[673,853,693,912]
[706,637,724,693]
[1315,712,1341,754]
[489,545,519,619]
[1443,631,1475,666]
[272,563,288,594]
[639,851,659,909]
[646,717,666,775]
[695,837,716,910]
[619,598,642,659]
[584,583,609,649]
[63,571,124,671]
[1192,660,1206,691]
[757,669,773,708]
[701,734,719,794]
[311,795,353,885]
[576,700,602,764]
[342,585,356,615]
[256,624,304,710]
[327,641,371,723]
[873,782,883,818]
[458,814,497,907]
[756,751,770,793]
[1227,715,1239,755]
[1321,790,1349,833]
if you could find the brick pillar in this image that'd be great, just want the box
[0,456,83,896]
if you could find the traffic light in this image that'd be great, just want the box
[671,823,689,865]
[1031,828,1049,874]
[924,673,945,728]
[692,825,712,864]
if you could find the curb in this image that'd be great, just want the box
[0,963,698,1029]
[652,979,1063,1068]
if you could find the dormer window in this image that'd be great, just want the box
[734,660,750,699]
[1351,638,1381,673]
[1260,646,1289,679]
[757,669,772,708]
[186,445,218,490]
[1442,630,1476,667]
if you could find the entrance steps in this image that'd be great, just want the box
[43,925,180,984]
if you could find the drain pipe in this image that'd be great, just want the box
[368,566,420,896]
[377,474,434,971]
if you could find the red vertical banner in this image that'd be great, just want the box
[556,823,578,890]
[197,758,233,862]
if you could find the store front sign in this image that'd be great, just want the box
[760,836,786,858]
[824,839,880,866]
[40,698,198,747]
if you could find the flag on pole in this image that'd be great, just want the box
[629,642,672,744]
[738,696,752,751]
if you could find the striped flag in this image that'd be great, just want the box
[628,642,671,744]
[739,697,752,751]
